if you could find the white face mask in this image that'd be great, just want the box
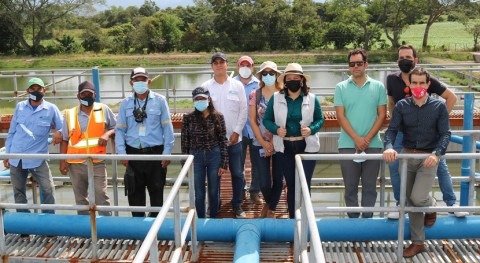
[239,66,252,79]
[353,151,367,163]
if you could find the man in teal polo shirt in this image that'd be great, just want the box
[334,48,387,218]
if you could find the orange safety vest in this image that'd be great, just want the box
[66,103,106,163]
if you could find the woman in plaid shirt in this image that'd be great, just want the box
[181,87,228,218]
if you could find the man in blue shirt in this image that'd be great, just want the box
[115,67,175,217]
[234,55,262,205]
[3,77,63,214]
[384,67,451,258]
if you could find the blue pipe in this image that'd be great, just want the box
[92,67,101,102]
[450,135,480,150]
[233,223,260,263]
[461,93,474,206]
[4,214,480,241]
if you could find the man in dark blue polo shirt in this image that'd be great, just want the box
[383,67,451,258]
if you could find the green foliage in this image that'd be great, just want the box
[107,23,136,53]
[324,23,356,50]
[55,35,80,53]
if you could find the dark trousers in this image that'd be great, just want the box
[274,140,316,218]
[126,145,166,217]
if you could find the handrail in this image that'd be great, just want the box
[294,155,325,263]
[0,153,197,262]
[299,152,480,262]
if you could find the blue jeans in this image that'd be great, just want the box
[250,145,283,210]
[229,142,245,207]
[388,131,457,206]
[242,137,259,194]
[192,146,221,218]
[9,160,56,213]
[274,140,315,218]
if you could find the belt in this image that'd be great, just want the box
[283,136,304,142]
[127,145,163,153]
[403,148,432,154]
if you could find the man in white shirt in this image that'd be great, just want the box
[201,52,248,218]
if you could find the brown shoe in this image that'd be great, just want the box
[403,243,425,258]
[260,204,269,218]
[424,212,437,227]
[266,209,275,218]
[250,193,263,205]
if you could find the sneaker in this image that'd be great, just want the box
[387,205,399,220]
[260,204,269,218]
[234,206,247,219]
[450,204,469,218]
[250,193,263,205]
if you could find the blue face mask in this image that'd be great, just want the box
[194,100,209,112]
[262,75,276,86]
[132,81,148,94]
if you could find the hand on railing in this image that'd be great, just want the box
[3,159,9,169]
[51,130,63,145]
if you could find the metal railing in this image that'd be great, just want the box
[0,153,198,262]
[1,64,480,112]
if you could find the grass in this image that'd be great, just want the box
[395,21,474,52]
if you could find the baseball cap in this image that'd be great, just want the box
[130,67,149,80]
[192,87,210,100]
[78,80,95,94]
[210,52,228,63]
[237,56,254,66]
[27,78,45,88]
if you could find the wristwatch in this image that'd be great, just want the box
[432,150,441,157]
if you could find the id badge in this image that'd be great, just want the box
[139,125,146,137]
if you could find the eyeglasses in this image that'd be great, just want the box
[348,61,365,67]
[404,86,411,98]
[261,71,276,76]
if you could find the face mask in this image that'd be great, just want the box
[133,81,148,94]
[353,151,366,163]
[79,95,95,107]
[285,80,302,93]
[29,91,44,102]
[239,67,252,79]
[262,75,276,86]
[194,100,209,112]
[398,59,414,73]
[410,86,427,99]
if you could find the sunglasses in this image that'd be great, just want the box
[404,86,411,98]
[348,61,365,67]
[261,71,276,76]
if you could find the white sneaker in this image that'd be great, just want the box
[387,206,400,220]
[451,204,469,218]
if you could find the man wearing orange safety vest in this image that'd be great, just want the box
[59,81,116,216]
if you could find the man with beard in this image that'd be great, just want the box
[385,45,467,219]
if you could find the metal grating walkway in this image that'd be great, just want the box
[5,235,480,262]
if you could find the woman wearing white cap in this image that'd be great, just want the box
[263,63,324,218]
[249,61,283,218]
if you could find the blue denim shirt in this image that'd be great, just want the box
[234,75,259,138]
[115,91,175,155]
[6,99,63,169]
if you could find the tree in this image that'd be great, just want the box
[291,0,324,50]
[107,23,135,53]
[0,16,19,54]
[0,0,104,56]
[324,22,357,49]
[135,13,183,53]
[139,0,159,17]
[421,0,458,51]
[82,24,105,53]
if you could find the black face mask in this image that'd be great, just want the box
[285,80,302,93]
[79,95,95,107]
[29,91,44,102]
[398,59,414,73]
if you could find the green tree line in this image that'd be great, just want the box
[1,0,480,56]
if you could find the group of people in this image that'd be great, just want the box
[2,45,466,258]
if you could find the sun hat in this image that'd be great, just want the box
[276,63,311,84]
[27,77,45,88]
[255,61,282,79]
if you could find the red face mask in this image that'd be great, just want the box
[410,86,427,99]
